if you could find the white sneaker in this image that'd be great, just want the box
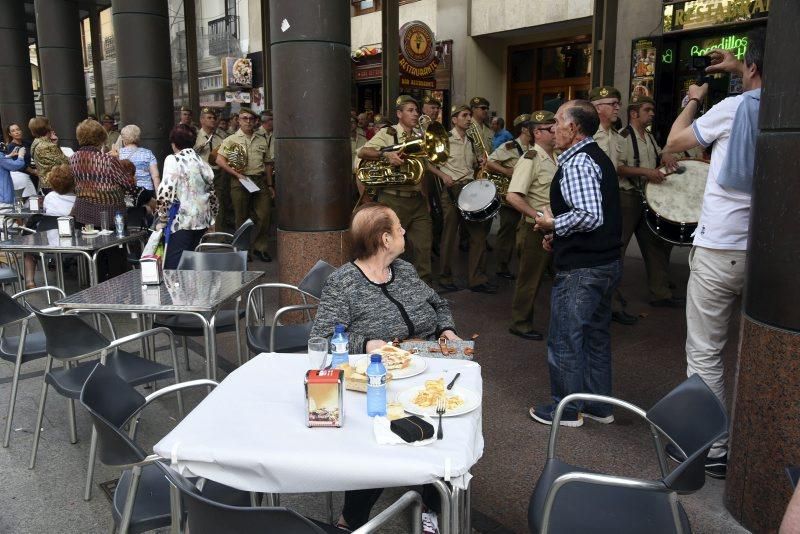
[422,510,439,534]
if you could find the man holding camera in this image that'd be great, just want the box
[663,27,765,479]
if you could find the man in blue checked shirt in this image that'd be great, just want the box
[529,99,623,427]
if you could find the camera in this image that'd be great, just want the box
[688,56,712,71]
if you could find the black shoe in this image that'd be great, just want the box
[469,284,497,294]
[253,250,272,262]
[509,328,543,341]
[650,297,686,308]
[496,271,515,280]
[665,443,727,479]
[611,310,638,325]
[439,282,459,292]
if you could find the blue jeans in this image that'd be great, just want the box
[547,260,622,415]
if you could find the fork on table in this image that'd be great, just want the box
[436,398,446,440]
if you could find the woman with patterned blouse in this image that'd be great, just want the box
[69,119,136,228]
[156,124,218,269]
[29,116,69,192]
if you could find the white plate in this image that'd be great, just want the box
[396,385,481,417]
[356,355,427,380]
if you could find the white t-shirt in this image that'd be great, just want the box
[691,94,752,250]
[43,192,76,216]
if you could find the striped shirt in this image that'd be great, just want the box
[554,137,604,237]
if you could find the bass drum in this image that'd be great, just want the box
[457,180,501,222]
[643,158,709,246]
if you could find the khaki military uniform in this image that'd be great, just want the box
[488,138,529,274]
[104,130,120,152]
[351,132,366,171]
[215,128,229,140]
[195,128,234,233]
[617,126,674,301]
[364,125,433,284]
[220,129,271,254]
[437,128,489,288]
[507,143,557,333]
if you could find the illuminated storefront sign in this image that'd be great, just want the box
[663,0,770,33]
[689,34,748,59]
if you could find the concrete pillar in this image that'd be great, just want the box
[725,3,800,531]
[591,0,618,87]
[34,0,86,149]
[0,0,35,137]
[112,0,173,164]
[184,0,200,118]
[270,0,352,298]
[381,0,399,116]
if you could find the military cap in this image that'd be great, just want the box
[512,114,532,127]
[101,114,114,123]
[529,110,556,124]
[589,86,622,101]
[423,95,442,107]
[261,109,273,119]
[200,107,217,117]
[395,95,419,110]
[238,107,259,119]
[629,95,655,107]
[470,96,490,108]
[180,106,192,113]
[451,104,471,117]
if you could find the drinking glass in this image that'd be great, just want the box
[99,210,109,232]
[307,337,328,370]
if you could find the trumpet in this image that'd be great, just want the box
[466,119,509,193]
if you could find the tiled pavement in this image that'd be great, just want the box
[0,236,750,533]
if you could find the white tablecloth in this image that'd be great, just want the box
[154,353,484,493]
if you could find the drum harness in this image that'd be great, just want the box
[625,124,660,196]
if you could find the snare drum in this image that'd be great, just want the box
[643,159,709,246]
[457,180,501,222]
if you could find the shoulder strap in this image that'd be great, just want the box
[626,125,641,169]
[646,131,661,167]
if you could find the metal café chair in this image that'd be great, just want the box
[79,363,251,534]
[159,460,424,534]
[528,374,728,534]
[245,260,336,355]
[26,305,183,502]
[195,218,254,252]
[0,286,65,447]
[152,250,248,370]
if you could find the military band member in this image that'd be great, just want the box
[469,97,494,153]
[258,110,276,198]
[486,113,533,279]
[617,95,682,307]
[217,117,230,139]
[428,104,494,293]
[101,114,120,152]
[179,106,193,128]
[506,111,558,340]
[194,107,233,233]
[227,112,239,135]
[358,95,433,284]
[422,95,442,123]
[350,115,367,171]
[216,107,274,262]
[590,85,637,325]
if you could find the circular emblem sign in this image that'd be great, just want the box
[399,21,439,78]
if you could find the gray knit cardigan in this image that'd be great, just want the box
[310,259,457,353]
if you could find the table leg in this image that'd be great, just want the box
[55,253,65,292]
[430,479,452,534]
[201,317,213,381]
[464,482,471,533]
[208,314,218,381]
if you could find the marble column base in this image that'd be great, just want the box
[726,316,800,532]
[277,229,351,324]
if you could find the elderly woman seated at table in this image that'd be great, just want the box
[311,202,459,353]
[311,203,459,531]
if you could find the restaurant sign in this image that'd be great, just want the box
[663,0,770,33]
[399,21,439,79]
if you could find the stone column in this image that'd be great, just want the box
[112,0,173,164]
[0,0,35,137]
[725,3,800,531]
[270,0,352,300]
[34,0,86,149]
[381,0,399,116]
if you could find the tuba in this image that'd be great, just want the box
[220,142,247,173]
[466,120,510,195]
[356,118,449,187]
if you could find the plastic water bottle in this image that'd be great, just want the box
[330,324,349,369]
[366,354,387,417]
[114,211,125,237]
